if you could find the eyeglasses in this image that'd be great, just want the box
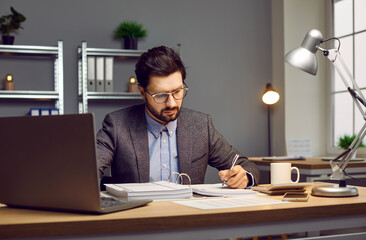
[144,83,188,104]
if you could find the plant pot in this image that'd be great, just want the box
[2,35,15,45]
[123,37,138,50]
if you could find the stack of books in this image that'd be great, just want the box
[29,108,59,116]
[252,182,313,195]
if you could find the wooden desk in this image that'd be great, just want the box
[1,183,366,240]
[249,157,366,182]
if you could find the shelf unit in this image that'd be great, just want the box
[78,41,143,113]
[0,41,64,114]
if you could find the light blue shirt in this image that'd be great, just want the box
[145,111,179,182]
[145,110,255,188]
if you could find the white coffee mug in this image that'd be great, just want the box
[270,162,300,184]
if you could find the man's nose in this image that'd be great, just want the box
[165,94,176,107]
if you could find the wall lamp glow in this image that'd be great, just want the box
[262,83,280,105]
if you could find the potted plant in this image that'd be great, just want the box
[114,21,147,50]
[337,134,365,158]
[0,7,26,45]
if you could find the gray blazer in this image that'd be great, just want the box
[96,104,260,185]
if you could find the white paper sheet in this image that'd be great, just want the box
[286,138,312,157]
[172,196,287,210]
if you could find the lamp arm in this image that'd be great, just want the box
[330,123,366,180]
[348,87,366,108]
[326,49,366,114]
[324,49,366,180]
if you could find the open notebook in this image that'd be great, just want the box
[106,182,256,200]
[191,183,256,197]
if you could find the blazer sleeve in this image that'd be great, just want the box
[206,115,260,185]
[96,113,116,177]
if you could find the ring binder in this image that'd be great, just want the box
[105,181,193,200]
[168,172,191,186]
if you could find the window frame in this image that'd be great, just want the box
[329,0,366,155]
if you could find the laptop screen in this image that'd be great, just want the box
[0,113,103,212]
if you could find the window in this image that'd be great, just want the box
[331,0,366,147]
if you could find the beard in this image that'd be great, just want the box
[145,100,181,124]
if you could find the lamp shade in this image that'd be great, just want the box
[262,83,280,105]
[284,29,323,75]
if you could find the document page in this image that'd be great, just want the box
[173,196,287,210]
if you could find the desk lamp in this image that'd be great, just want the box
[285,29,362,197]
[262,83,280,156]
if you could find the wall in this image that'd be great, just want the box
[271,0,286,156]
[0,0,272,183]
[271,0,328,157]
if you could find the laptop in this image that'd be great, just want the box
[0,113,151,214]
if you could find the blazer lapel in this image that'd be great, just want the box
[129,106,150,183]
[128,106,194,182]
[177,110,194,175]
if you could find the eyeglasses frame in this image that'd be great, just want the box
[143,83,188,104]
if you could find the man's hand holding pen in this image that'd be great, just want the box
[219,154,249,189]
[219,165,248,189]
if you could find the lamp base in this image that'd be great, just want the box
[311,184,358,197]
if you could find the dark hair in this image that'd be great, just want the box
[135,46,186,88]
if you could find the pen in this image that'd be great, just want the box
[222,154,240,186]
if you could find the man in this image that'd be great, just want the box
[97,46,259,189]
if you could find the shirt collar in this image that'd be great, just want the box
[145,109,177,138]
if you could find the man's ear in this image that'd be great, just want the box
[137,84,146,101]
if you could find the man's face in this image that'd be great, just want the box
[138,71,184,125]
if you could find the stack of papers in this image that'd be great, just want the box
[262,156,305,161]
[321,156,365,161]
[105,181,192,200]
[191,183,256,197]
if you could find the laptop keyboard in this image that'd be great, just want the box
[100,197,129,209]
